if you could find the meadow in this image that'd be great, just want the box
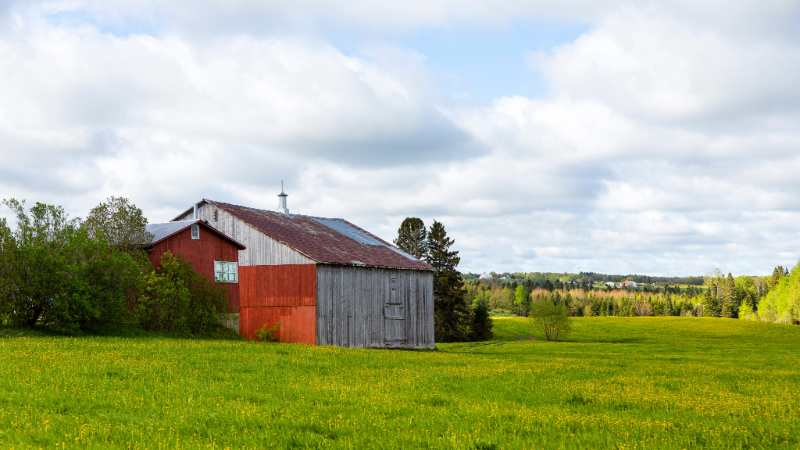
[0,317,798,449]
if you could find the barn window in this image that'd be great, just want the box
[191,225,200,240]
[214,261,239,283]
[391,277,396,290]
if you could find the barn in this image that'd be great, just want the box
[172,194,435,349]
[145,219,246,311]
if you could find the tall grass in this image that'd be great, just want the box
[1,317,798,449]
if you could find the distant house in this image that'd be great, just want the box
[172,193,435,349]
[479,273,493,280]
[145,220,246,311]
[500,275,511,280]
[604,282,616,288]
[620,281,638,288]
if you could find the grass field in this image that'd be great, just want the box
[1,318,798,449]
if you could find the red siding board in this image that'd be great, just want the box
[147,226,241,310]
[239,265,316,344]
[239,306,316,344]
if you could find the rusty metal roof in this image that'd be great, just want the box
[203,199,434,271]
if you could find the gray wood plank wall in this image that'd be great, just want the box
[175,203,316,267]
[316,264,434,349]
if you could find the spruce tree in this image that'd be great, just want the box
[426,220,472,342]
[393,217,428,260]
[721,273,738,318]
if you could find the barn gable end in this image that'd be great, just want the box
[174,202,315,266]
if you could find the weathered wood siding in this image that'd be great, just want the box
[316,265,434,349]
[239,265,316,344]
[148,225,240,311]
[175,204,315,266]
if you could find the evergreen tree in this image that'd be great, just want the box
[393,217,428,260]
[703,269,723,317]
[721,273,738,318]
[426,220,472,342]
[469,301,493,341]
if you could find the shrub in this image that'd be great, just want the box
[529,301,572,341]
[255,321,281,342]
[0,200,145,332]
[138,252,229,334]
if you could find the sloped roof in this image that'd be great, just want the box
[184,200,433,271]
[146,220,245,249]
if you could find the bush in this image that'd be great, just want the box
[529,301,572,341]
[138,252,229,334]
[255,321,281,342]
[0,200,145,332]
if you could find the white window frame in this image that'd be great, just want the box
[191,225,200,240]
[214,261,239,283]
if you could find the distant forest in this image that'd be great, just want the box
[462,271,705,286]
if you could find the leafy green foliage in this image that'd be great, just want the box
[529,301,572,341]
[83,196,153,248]
[0,199,145,332]
[1,198,227,336]
[254,321,281,342]
[755,263,800,324]
[138,252,229,334]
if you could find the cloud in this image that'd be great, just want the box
[2,1,800,276]
[531,8,800,124]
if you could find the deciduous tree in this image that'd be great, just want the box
[529,301,572,341]
[83,196,152,249]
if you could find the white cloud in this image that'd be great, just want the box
[2,1,800,276]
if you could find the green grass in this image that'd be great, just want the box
[1,318,798,449]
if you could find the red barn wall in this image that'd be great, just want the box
[239,264,316,344]
[148,226,241,310]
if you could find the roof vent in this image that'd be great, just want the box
[276,181,289,215]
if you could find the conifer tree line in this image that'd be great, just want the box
[0,198,229,334]
[394,218,493,342]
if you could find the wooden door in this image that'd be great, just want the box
[384,273,406,347]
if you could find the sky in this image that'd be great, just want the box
[1,0,800,276]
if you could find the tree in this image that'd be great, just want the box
[426,220,472,342]
[0,199,80,326]
[721,273,738,318]
[0,199,144,331]
[469,301,493,341]
[514,285,530,316]
[702,269,723,317]
[83,196,152,249]
[394,217,428,260]
[529,301,572,341]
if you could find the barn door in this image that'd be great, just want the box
[384,273,406,347]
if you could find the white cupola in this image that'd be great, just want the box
[276,181,289,214]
